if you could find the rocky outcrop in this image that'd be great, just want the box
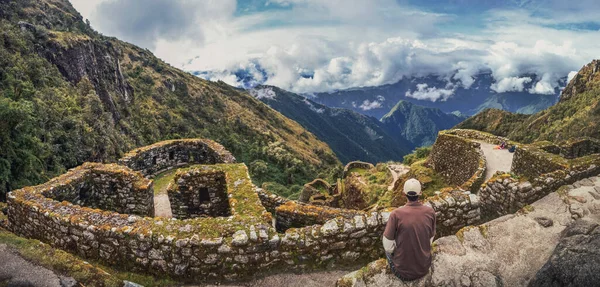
[42,36,134,121]
[560,60,600,102]
[529,219,600,287]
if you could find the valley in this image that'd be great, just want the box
[1,0,600,286]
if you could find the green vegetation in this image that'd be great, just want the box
[262,182,303,200]
[455,108,531,138]
[152,169,178,195]
[360,164,393,206]
[403,146,432,165]
[0,0,341,201]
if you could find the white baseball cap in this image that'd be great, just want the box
[403,178,422,196]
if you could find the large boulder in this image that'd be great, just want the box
[529,219,600,287]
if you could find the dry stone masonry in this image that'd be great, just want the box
[343,161,376,178]
[428,131,487,192]
[41,162,154,217]
[118,139,236,177]
[168,167,230,219]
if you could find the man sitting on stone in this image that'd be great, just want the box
[382,178,436,281]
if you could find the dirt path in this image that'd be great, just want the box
[478,142,514,181]
[203,269,352,287]
[154,193,173,218]
[0,244,74,287]
[387,164,410,191]
[153,170,177,218]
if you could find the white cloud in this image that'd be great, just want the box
[302,98,325,113]
[359,99,384,111]
[405,83,455,102]
[250,87,277,100]
[70,0,108,20]
[491,77,532,93]
[70,0,600,100]
[567,71,579,84]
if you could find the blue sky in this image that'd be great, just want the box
[71,0,600,99]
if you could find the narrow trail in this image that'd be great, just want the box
[153,170,176,218]
[154,193,172,218]
[477,142,514,181]
[203,269,353,287]
[387,164,410,191]
[0,244,72,287]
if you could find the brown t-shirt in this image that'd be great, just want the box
[383,201,436,280]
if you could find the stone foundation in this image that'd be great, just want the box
[41,162,153,217]
[343,161,375,178]
[168,167,230,219]
[118,139,235,177]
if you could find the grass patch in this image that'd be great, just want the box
[152,169,179,195]
[348,167,368,175]
[409,160,448,198]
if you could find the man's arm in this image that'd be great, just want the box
[430,210,437,244]
[383,236,396,254]
[383,213,397,254]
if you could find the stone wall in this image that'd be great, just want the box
[118,139,236,177]
[299,179,333,203]
[256,188,290,213]
[424,190,481,237]
[480,155,600,218]
[274,201,365,231]
[18,132,597,283]
[511,145,567,179]
[42,162,154,217]
[168,167,229,219]
[559,137,600,159]
[343,161,375,178]
[6,161,482,283]
[428,132,485,187]
[445,129,512,145]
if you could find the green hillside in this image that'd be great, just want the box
[456,60,600,143]
[381,100,465,147]
[0,0,341,200]
[251,86,411,163]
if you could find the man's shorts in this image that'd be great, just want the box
[385,252,417,282]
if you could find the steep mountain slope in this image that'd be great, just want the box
[313,72,559,118]
[0,0,340,200]
[456,60,600,143]
[454,109,531,137]
[381,101,465,147]
[250,86,411,163]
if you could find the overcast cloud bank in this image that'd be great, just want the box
[71,0,600,100]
